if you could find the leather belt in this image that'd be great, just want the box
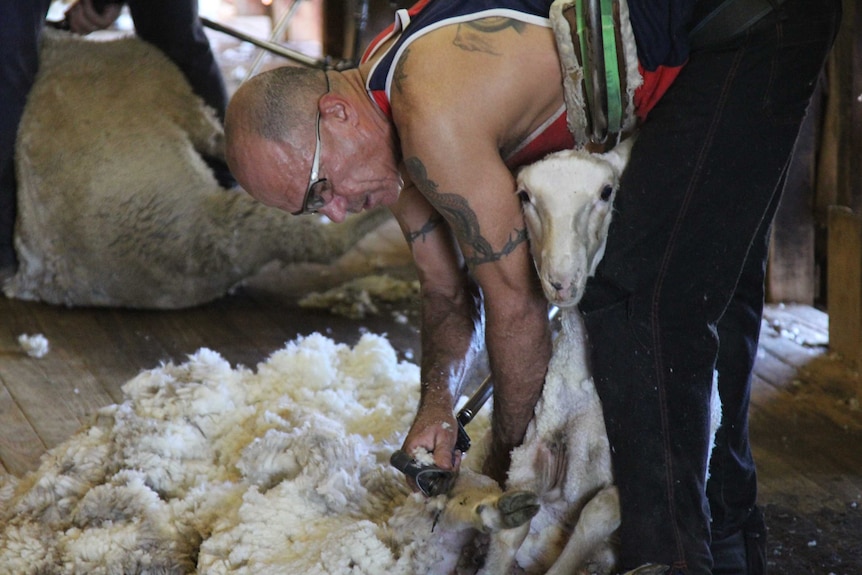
[689,0,788,50]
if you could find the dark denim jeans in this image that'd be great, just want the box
[0,0,52,267]
[578,0,842,572]
[0,0,227,267]
[126,0,228,122]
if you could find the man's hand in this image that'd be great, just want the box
[65,0,122,35]
[400,402,462,492]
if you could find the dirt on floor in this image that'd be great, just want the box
[765,501,862,575]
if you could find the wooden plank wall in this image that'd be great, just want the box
[824,0,862,367]
[771,0,862,369]
[768,87,820,305]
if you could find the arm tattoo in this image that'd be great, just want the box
[405,214,443,244]
[454,18,526,54]
[404,156,527,267]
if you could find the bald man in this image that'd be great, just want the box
[224,1,840,572]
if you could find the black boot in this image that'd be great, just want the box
[743,505,767,574]
[711,506,768,575]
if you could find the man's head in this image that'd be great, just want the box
[225,67,403,222]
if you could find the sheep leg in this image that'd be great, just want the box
[439,483,538,575]
[442,488,539,532]
[479,521,531,575]
[545,485,620,575]
[470,490,540,575]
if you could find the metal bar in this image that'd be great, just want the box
[246,0,306,80]
[200,16,327,69]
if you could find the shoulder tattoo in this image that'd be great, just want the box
[454,18,526,55]
[393,47,410,95]
[404,156,527,267]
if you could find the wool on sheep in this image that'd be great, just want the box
[4,30,390,309]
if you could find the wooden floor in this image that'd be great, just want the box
[1,230,861,570]
[751,304,862,513]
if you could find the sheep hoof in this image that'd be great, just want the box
[495,490,540,529]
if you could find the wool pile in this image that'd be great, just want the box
[0,333,489,574]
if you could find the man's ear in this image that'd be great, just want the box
[319,93,352,124]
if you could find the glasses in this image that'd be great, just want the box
[292,71,332,216]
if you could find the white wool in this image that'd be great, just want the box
[1,332,492,574]
[17,333,49,358]
[299,275,420,319]
[0,521,58,573]
[411,447,436,466]
[0,475,18,510]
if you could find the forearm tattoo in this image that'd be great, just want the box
[405,214,443,244]
[404,156,527,267]
[455,18,526,54]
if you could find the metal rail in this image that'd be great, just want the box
[200,16,337,70]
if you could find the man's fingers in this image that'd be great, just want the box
[65,0,121,35]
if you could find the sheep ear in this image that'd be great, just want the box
[602,135,636,176]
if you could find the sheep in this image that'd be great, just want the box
[4,29,390,309]
[442,137,721,575]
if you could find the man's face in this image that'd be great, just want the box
[229,124,403,223]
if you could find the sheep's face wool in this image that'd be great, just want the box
[0,333,491,575]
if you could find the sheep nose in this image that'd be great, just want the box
[550,280,565,292]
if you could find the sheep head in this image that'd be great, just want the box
[516,138,633,307]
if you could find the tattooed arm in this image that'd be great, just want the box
[389,183,485,477]
[395,153,551,486]
[386,16,561,486]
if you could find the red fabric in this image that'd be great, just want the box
[369,90,391,119]
[505,112,575,170]
[634,63,685,121]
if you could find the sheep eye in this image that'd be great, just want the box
[517,189,531,204]
[600,185,614,202]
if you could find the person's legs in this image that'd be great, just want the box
[707,201,775,574]
[127,0,235,188]
[0,0,52,274]
[126,0,227,119]
[578,0,841,572]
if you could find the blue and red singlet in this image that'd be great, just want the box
[361,0,574,169]
[361,0,688,168]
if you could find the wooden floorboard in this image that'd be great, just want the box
[0,383,45,475]
[752,306,862,518]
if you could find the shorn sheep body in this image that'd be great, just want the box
[450,138,720,574]
[4,30,389,309]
